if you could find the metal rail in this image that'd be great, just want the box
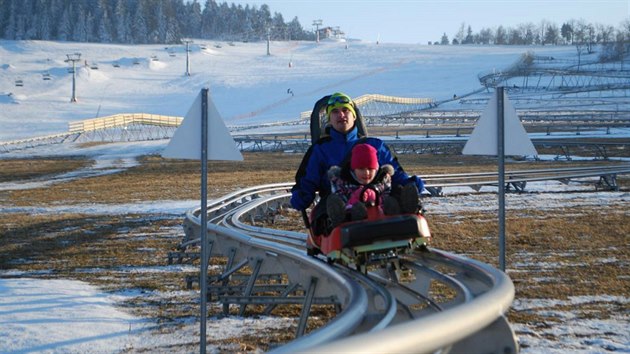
[230,135,630,162]
[176,185,399,350]
[176,186,518,353]
[171,162,628,351]
[422,164,630,195]
[309,250,517,354]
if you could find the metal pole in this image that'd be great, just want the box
[71,60,77,102]
[267,28,271,55]
[313,19,322,43]
[186,41,191,76]
[65,53,80,102]
[497,87,506,271]
[200,88,209,353]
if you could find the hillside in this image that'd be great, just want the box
[0,39,582,141]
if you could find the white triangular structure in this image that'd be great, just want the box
[462,90,537,156]
[162,90,243,161]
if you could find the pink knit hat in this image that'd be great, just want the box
[351,144,378,170]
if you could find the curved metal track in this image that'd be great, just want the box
[175,184,400,351]
[173,183,519,353]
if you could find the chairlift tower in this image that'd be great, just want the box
[182,39,193,76]
[65,53,81,102]
[313,19,322,43]
[266,28,271,56]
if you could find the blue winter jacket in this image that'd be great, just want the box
[290,126,424,210]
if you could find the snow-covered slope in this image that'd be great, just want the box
[0,39,578,141]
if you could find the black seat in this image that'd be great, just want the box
[339,215,422,248]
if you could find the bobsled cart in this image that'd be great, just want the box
[297,95,431,271]
[304,198,432,271]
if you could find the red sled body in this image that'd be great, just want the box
[306,204,431,267]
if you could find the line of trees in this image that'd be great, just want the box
[436,19,630,47]
[435,19,630,63]
[0,0,315,44]
[1,0,628,59]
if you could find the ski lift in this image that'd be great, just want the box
[15,79,24,87]
[113,61,120,68]
[42,72,51,81]
[133,58,140,65]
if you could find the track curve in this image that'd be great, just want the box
[172,183,519,353]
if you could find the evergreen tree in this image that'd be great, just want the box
[287,16,304,40]
[115,0,131,43]
[561,22,573,44]
[201,0,218,38]
[24,0,39,39]
[131,0,149,43]
[165,17,180,44]
[35,0,52,40]
[2,0,18,39]
[167,0,183,43]
[98,9,112,42]
[463,25,473,44]
[95,0,112,43]
[153,3,167,43]
[14,10,26,40]
[440,32,449,45]
[271,12,286,40]
[544,23,559,45]
[185,0,202,38]
[57,6,72,41]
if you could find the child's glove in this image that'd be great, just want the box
[349,187,377,206]
[361,188,377,203]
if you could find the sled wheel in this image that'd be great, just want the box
[307,246,320,257]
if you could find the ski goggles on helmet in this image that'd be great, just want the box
[326,93,356,118]
[327,94,351,105]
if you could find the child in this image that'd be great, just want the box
[326,143,403,228]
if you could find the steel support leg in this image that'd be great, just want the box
[296,277,318,338]
[239,258,263,316]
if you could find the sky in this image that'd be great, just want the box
[227,0,630,44]
[1,38,629,352]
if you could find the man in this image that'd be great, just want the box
[291,92,424,218]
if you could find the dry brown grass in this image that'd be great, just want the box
[0,157,90,182]
[0,150,628,352]
[428,208,630,321]
[5,153,302,205]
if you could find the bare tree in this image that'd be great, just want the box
[455,22,465,44]
[495,25,507,45]
[572,19,590,70]
[539,19,549,45]
[596,24,615,44]
[478,27,494,44]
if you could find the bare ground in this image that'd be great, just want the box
[1,151,628,352]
